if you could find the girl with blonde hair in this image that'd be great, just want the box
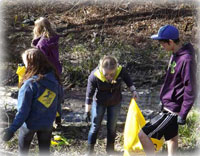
[32,17,62,75]
[84,55,138,155]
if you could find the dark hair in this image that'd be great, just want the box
[20,48,60,87]
[159,38,180,44]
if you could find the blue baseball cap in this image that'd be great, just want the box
[151,25,179,40]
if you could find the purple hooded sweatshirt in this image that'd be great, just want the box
[160,43,196,120]
[32,35,62,74]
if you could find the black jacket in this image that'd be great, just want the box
[85,66,134,106]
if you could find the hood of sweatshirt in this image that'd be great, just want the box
[32,71,59,91]
[173,43,194,57]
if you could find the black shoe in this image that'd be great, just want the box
[106,143,117,155]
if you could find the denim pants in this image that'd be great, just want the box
[88,101,121,145]
[18,126,53,156]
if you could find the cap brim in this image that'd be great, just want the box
[150,34,163,40]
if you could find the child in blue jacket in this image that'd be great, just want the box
[13,17,62,127]
[3,48,63,155]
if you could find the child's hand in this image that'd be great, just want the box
[132,91,139,100]
[177,116,186,125]
[83,112,91,123]
[2,128,14,141]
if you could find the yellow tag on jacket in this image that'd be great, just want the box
[38,89,56,108]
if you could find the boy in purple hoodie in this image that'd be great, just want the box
[138,25,196,156]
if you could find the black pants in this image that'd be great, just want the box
[18,126,53,156]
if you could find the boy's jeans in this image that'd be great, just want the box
[88,101,121,145]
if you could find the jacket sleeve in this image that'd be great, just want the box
[33,37,50,57]
[9,82,34,133]
[121,68,136,92]
[57,85,63,117]
[36,42,49,57]
[179,59,195,119]
[31,37,41,47]
[85,73,97,105]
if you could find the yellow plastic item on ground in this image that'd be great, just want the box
[54,135,62,141]
[51,140,58,146]
[51,135,70,146]
[16,64,26,87]
[124,99,164,156]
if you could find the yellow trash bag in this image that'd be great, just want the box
[16,64,26,87]
[124,99,164,156]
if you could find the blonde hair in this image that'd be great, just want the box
[33,17,57,39]
[99,56,118,71]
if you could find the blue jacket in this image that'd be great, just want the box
[9,72,63,133]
